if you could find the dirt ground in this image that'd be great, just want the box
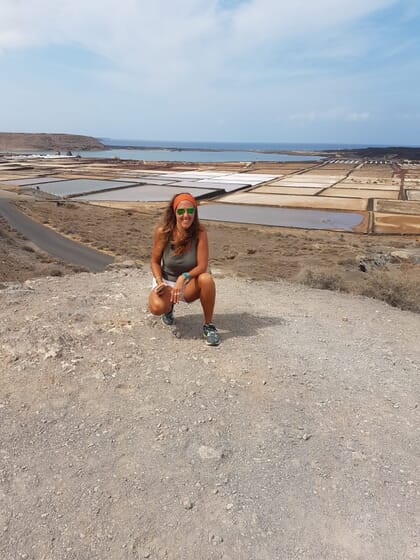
[1,267,419,560]
[3,198,420,313]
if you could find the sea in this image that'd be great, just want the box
[76,139,373,163]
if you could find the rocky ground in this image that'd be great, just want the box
[1,267,419,559]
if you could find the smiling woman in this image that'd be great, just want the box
[148,192,221,346]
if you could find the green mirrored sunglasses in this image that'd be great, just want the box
[176,207,195,215]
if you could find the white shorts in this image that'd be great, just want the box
[151,277,187,302]
[151,277,176,289]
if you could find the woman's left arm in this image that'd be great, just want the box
[191,228,209,277]
[171,229,209,301]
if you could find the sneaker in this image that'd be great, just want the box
[161,306,174,326]
[203,323,221,346]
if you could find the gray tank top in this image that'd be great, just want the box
[162,238,198,281]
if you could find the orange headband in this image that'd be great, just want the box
[172,193,197,213]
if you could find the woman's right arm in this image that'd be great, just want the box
[151,227,165,288]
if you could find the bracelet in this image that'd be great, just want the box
[182,272,191,283]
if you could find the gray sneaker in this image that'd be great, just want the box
[161,306,174,326]
[203,323,221,346]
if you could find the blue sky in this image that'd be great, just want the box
[0,0,419,145]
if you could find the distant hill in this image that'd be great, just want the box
[0,133,104,152]
[327,146,420,160]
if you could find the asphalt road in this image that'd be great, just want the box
[0,199,114,272]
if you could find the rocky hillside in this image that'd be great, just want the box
[0,132,104,152]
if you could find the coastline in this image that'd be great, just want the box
[1,133,420,161]
[101,143,420,160]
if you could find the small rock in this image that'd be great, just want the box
[198,445,224,460]
[391,249,420,264]
[209,534,224,544]
[106,260,138,269]
[44,345,63,359]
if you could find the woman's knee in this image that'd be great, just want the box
[148,299,162,316]
[149,293,169,315]
[197,272,215,288]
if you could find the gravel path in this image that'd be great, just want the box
[1,268,419,560]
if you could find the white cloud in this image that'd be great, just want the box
[289,112,318,122]
[230,0,396,45]
[0,0,411,106]
[289,109,371,123]
[398,112,420,120]
[346,112,370,121]
[0,0,399,74]
[1,0,417,142]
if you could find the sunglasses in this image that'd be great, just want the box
[176,207,195,215]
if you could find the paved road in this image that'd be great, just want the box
[0,199,114,272]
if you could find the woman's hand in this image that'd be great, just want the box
[170,275,187,304]
[154,281,166,296]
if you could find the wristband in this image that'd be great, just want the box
[182,272,191,283]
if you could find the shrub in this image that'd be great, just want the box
[359,271,420,313]
[297,269,345,292]
[49,269,63,277]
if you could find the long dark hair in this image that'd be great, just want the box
[158,193,203,255]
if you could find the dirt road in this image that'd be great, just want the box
[0,199,113,272]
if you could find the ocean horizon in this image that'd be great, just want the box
[100,138,374,150]
[9,138,419,163]
[78,138,373,163]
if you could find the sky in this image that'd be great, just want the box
[0,0,419,145]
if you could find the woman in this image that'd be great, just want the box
[148,192,221,346]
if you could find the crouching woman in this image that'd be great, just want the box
[148,192,221,346]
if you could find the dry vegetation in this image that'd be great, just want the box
[5,199,419,313]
